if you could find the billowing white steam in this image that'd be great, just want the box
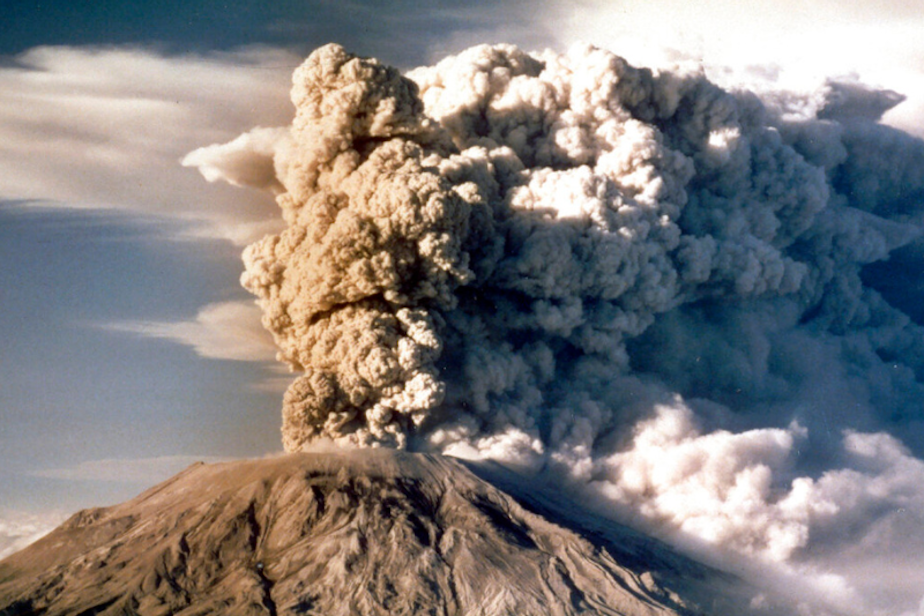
[186,42,924,614]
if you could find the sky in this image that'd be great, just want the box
[4,1,924,614]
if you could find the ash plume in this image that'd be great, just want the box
[186,42,924,614]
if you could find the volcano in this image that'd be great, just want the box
[0,450,797,616]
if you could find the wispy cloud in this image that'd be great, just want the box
[107,299,277,363]
[0,46,296,244]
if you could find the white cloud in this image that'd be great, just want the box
[0,509,67,560]
[0,46,297,243]
[556,0,924,137]
[181,126,288,192]
[107,299,277,362]
[572,403,924,616]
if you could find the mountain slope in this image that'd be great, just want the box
[1,451,771,616]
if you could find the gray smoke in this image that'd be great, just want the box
[186,42,924,615]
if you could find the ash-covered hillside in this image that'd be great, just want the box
[0,451,795,616]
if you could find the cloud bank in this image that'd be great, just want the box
[0,46,297,244]
[186,43,924,614]
[0,510,66,561]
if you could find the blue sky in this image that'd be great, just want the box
[0,205,276,507]
[5,3,924,610]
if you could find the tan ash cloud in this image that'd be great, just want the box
[186,41,924,615]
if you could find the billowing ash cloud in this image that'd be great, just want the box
[186,42,924,614]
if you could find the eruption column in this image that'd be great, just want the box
[187,42,924,611]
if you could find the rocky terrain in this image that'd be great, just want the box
[0,451,789,615]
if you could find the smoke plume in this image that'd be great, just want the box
[186,42,924,614]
